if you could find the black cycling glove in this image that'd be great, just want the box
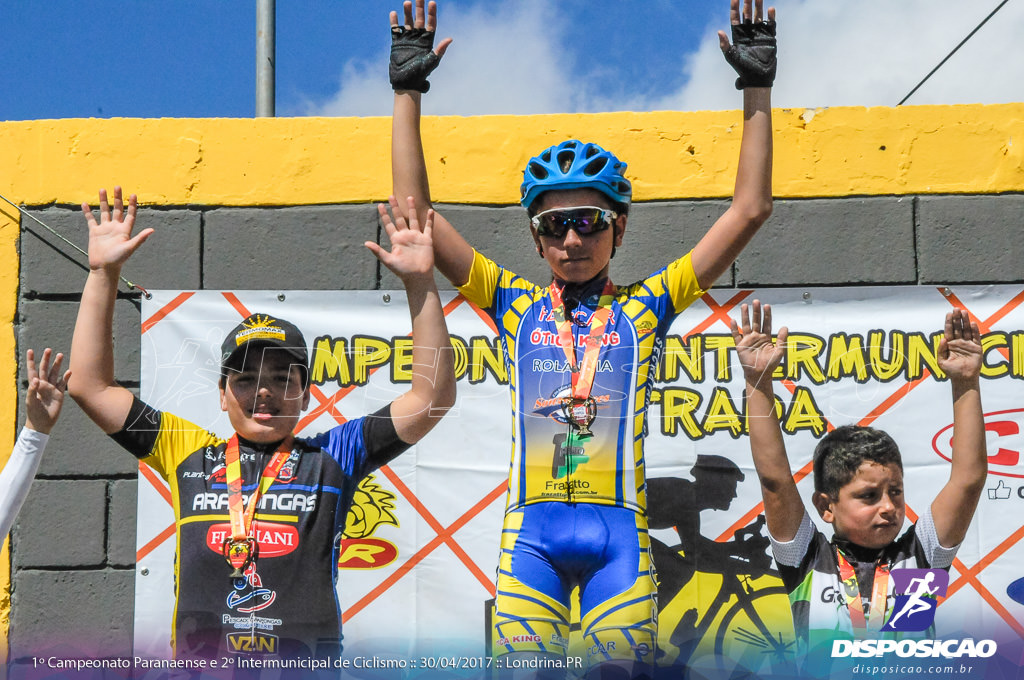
[724,20,777,90]
[390,26,441,93]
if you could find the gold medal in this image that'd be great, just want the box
[224,537,258,578]
[561,396,597,437]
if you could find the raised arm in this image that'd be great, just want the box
[68,188,154,433]
[365,197,456,444]
[732,300,804,541]
[389,0,474,286]
[930,309,987,547]
[691,0,776,289]
[0,348,72,537]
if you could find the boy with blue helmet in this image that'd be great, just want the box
[389,1,776,677]
[520,140,633,211]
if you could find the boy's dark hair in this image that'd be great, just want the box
[812,425,903,497]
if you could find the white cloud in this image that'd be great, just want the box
[303,0,584,117]
[304,0,1024,117]
[657,0,1024,111]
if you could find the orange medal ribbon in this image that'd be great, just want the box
[549,280,617,436]
[836,547,890,632]
[223,434,293,577]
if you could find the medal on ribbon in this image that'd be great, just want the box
[223,536,259,578]
[222,435,294,579]
[561,396,597,437]
[836,546,891,632]
[549,279,616,439]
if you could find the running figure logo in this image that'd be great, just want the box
[882,568,949,632]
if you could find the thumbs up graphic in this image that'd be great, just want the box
[987,480,1012,500]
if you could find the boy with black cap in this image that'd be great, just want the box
[69,189,455,661]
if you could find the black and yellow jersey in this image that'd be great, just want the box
[113,397,406,659]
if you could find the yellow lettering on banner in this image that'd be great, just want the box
[785,334,826,384]
[469,336,506,384]
[310,335,352,386]
[339,543,388,565]
[906,332,943,381]
[826,333,869,382]
[1012,332,1024,379]
[353,336,392,384]
[391,338,413,382]
[661,335,703,383]
[704,335,735,381]
[783,387,827,436]
[868,330,905,381]
[981,332,1010,378]
[701,387,744,437]
[451,337,469,380]
[658,388,703,438]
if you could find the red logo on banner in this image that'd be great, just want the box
[206,522,300,557]
[932,408,1024,478]
[338,538,398,569]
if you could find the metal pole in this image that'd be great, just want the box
[256,0,275,117]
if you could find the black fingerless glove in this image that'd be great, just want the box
[724,20,777,90]
[390,26,441,93]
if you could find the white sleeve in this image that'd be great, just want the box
[0,428,48,538]
[768,510,816,567]
[916,506,960,569]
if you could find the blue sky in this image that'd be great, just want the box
[1,0,1021,121]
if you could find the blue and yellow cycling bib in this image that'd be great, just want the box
[459,249,705,514]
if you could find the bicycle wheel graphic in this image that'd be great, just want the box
[713,584,796,678]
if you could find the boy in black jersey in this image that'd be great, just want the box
[69,188,455,661]
[732,301,987,675]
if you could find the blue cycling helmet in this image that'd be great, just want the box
[520,140,632,211]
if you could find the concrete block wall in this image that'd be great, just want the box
[11,192,1024,661]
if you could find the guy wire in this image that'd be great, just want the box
[0,191,150,298]
[897,0,1011,106]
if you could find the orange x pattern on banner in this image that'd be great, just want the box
[136,286,1024,639]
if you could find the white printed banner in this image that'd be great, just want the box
[136,286,1024,677]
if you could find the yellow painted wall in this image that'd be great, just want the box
[0,104,1020,209]
[0,103,1021,654]
[0,201,16,666]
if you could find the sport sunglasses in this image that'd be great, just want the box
[530,206,618,238]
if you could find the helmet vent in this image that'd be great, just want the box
[528,162,548,180]
[584,157,608,177]
[540,150,552,162]
[557,150,576,173]
[584,146,599,159]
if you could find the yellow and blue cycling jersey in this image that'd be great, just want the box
[458,249,705,514]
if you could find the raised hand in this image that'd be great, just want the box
[718,0,777,90]
[24,348,72,435]
[730,299,787,387]
[367,196,435,282]
[937,309,983,382]
[389,0,453,93]
[81,187,153,272]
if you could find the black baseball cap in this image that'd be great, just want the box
[219,313,309,383]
